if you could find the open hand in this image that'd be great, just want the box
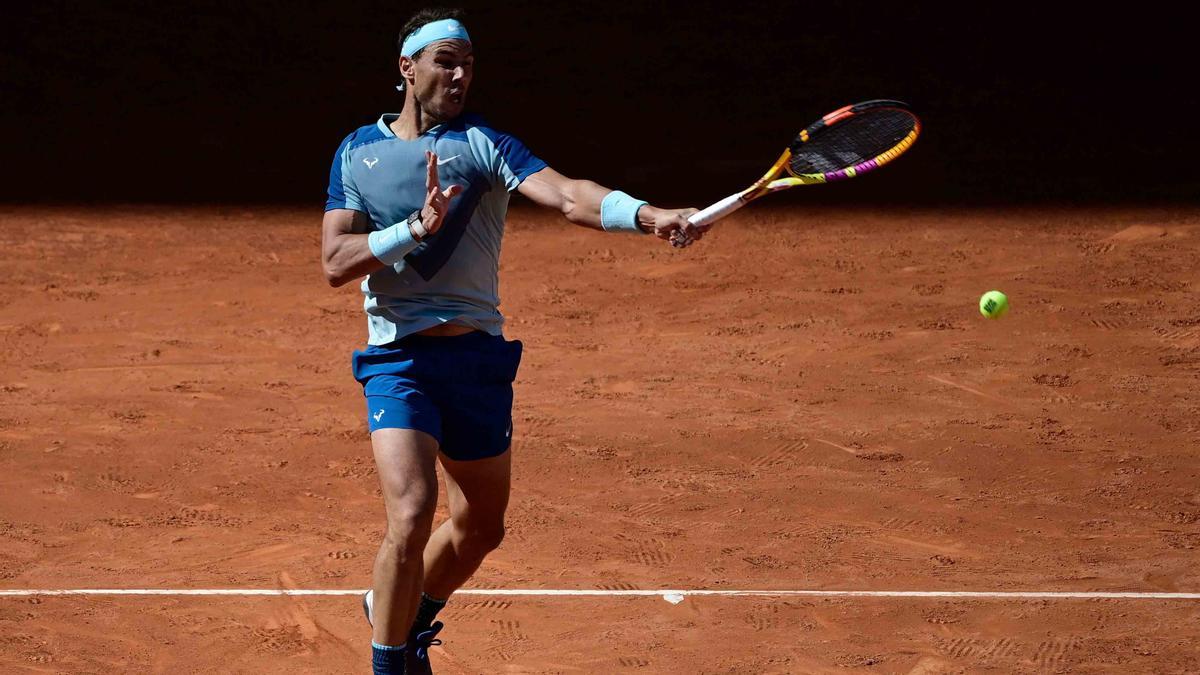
[419,151,463,237]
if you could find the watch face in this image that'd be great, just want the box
[406,211,425,240]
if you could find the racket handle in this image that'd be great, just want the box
[687,192,746,228]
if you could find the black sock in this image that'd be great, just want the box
[372,642,406,675]
[410,593,447,636]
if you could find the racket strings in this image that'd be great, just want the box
[789,110,916,175]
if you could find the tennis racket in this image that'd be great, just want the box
[683,99,920,236]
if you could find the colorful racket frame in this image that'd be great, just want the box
[688,99,921,228]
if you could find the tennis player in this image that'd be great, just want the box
[321,8,703,674]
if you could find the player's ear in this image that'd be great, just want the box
[399,55,417,86]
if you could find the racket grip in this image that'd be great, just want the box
[687,193,746,228]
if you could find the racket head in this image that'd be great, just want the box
[783,99,920,184]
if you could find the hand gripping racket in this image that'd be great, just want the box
[686,99,920,231]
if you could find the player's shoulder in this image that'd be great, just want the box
[445,114,545,186]
[439,114,513,143]
[337,119,390,154]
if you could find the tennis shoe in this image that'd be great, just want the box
[406,620,444,674]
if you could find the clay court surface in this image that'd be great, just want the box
[1,205,1198,673]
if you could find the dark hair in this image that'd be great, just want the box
[398,7,466,58]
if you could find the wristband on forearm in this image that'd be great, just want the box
[367,211,423,265]
[600,190,649,234]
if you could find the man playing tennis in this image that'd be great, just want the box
[321,8,703,674]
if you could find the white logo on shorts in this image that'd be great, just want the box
[363,157,379,169]
[373,409,385,422]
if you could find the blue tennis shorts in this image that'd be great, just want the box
[351,331,523,461]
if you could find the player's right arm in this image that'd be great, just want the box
[518,167,701,244]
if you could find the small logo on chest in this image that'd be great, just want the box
[363,157,380,169]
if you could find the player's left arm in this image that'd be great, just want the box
[322,151,462,287]
[517,166,703,246]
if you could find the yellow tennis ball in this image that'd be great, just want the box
[979,290,1009,319]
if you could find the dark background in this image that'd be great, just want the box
[4,1,1196,206]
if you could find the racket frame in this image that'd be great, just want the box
[688,99,920,227]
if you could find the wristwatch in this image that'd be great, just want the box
[406,209,428,241]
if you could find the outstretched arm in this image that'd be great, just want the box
[517,166,703,247]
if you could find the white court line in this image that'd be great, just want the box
[0,589,1197,600]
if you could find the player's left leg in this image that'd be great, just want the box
[423,448,512,598]
[397,449,510,674]
[419,332,517,599]
[400,332,520,672]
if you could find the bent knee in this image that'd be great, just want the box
[461,521,505,554]
[383,505,436,555]
[381,523,432,561]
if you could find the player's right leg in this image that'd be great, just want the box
[369,427,440,673]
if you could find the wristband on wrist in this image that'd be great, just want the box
[600,190,649,234]
[367,211,423,265]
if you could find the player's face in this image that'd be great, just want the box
[410,40,474,120]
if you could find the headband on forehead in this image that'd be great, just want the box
[400,18,471,58]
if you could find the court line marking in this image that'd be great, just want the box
[1,589,1197,600]
[63,361,254,372]
[926,375,1011,406]
[813,438,859,456]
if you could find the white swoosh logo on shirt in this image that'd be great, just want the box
[436,155,460,166]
